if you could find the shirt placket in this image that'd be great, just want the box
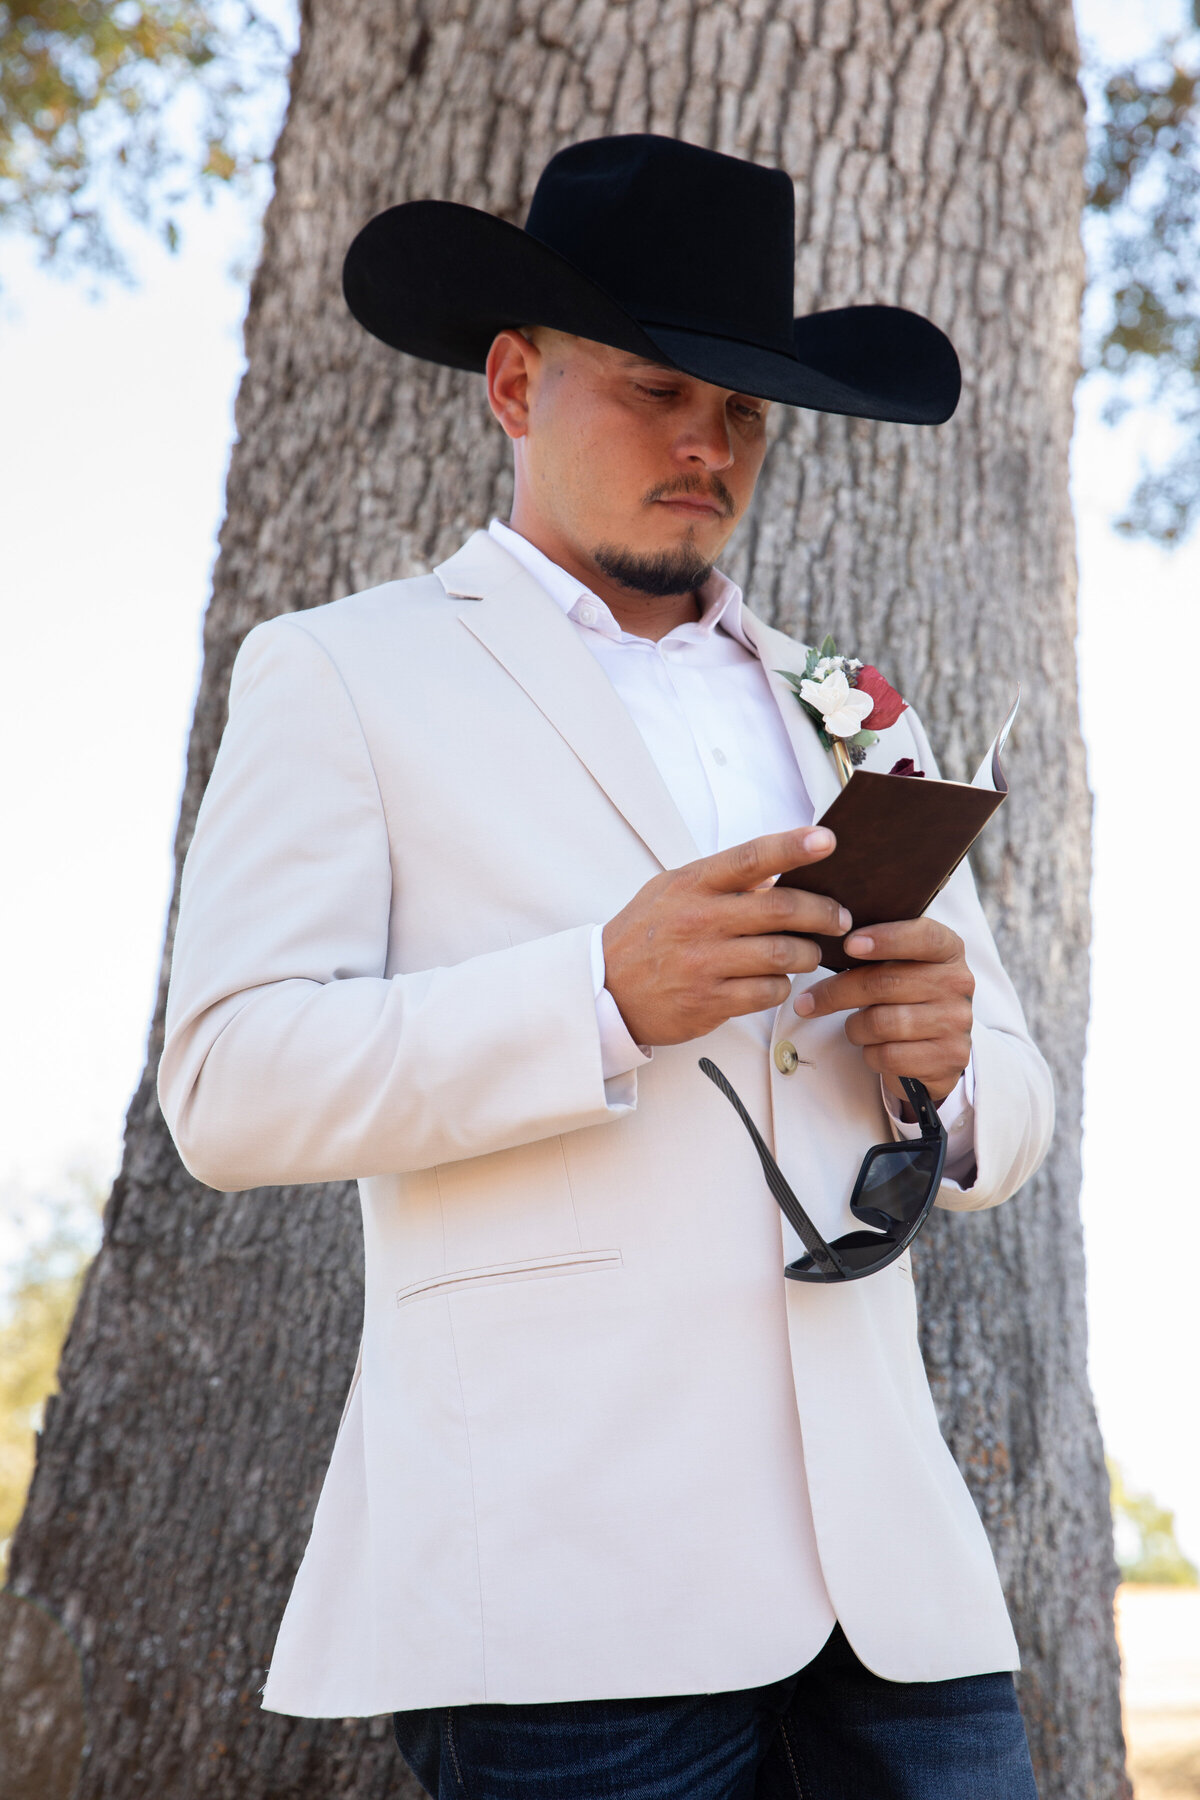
[659,638,737,854]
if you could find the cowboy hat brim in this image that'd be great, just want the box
[343,201,961,426]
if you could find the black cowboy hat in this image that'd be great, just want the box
[343,134,960,425]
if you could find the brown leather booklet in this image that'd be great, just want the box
[778,695,1018,972]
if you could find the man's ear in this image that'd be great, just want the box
[486,329,539,440]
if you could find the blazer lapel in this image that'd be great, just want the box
[436,532,700,871]
[739,609,843,821]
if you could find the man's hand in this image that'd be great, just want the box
[602,828,848,1047]
[792,919,974,1107]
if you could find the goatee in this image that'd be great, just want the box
[591,540,714,599]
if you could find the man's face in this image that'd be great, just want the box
[487,329,771,596]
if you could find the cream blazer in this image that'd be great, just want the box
[159,530,1054,1718]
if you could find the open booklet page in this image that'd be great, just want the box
[970,690,1020,794]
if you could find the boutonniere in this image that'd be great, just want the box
[778,634,907,787]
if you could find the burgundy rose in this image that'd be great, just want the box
[855,665,907,730]
[888,758,925,778]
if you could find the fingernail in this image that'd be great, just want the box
[803,828,832,853]
[845,934,873,955]
[837,907,852,932]
[793,991,816,1016]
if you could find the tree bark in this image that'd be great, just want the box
[5,0,1127,1795]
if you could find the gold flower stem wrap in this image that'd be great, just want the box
[831,739,854,787]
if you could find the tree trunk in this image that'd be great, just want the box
[5,1,1127,1795]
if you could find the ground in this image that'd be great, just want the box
[1119,1586,1200,1800]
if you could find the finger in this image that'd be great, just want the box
[841,918,964,967]
[724,884,851,942]
[688,826,837,896]
[844,1001,973,1048]
[860,1039,971,1083]
[717,975,798,1017]
[797,962,964,1019]
[716,934,824,980]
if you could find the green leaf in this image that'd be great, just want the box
[847,729,879,749]
[819,633,838,659]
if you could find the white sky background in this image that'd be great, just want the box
[1,0,1197,1561]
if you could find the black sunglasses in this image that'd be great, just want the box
[699,1058,947,1282]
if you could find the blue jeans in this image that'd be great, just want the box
[392,1624,1039,1798]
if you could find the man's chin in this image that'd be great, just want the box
[591,538,717,598]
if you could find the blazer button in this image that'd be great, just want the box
[774,1040,800,1074]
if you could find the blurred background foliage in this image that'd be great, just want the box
[0,0,287,276]
[1085,0,1200,542]
[0,1172,103,1579]
[1110,1461,1199,1587]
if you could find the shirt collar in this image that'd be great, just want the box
[487,518,755,652]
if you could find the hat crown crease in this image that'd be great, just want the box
[523,135,798,358]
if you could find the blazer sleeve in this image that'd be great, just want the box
[158,616,632,1193]
[899,705,1055,1213]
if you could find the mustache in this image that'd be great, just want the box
[642,474,737,518]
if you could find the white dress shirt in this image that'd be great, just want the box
[488,519,976,1183]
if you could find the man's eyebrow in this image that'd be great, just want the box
[615,353,680,372]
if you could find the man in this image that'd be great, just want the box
[159,135,1053,1798]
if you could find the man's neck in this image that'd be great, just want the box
[504,512,700,642]
[599,586,701,642]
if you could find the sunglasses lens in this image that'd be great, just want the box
[787,1229,895,1279]
[836,1229,897,1270]
[852,1144,940,1229]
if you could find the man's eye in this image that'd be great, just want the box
[636,384,680,399]
[731,402,763,422]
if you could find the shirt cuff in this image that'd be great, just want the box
[883,1056,976,1188]
[590,925,652,1097]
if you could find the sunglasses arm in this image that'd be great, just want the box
[699,1059,851,1279]
[897,1076,948,1144]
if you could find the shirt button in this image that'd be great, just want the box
[712,747,727,766]
[774,1041,800,1075]
[953,1116,968,1130]
[577,603,597,626]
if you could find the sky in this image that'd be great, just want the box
[1,0,1197,1564]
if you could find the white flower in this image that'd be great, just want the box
[799,668,875,739]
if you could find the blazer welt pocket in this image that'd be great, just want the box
[395,1248,623,1309]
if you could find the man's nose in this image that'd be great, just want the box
[676,406,735,470]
